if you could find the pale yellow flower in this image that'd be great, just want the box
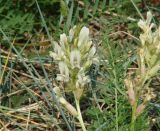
[70,50,81,69]
[78,26,89,47]
[69,26,76,42]
[49,41,65,61]
[76,72,90,88]
[138,11,155,45]
[60,33,67,49]
[57,62,69,82]
[88,45,96,59]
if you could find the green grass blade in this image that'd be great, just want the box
[83,0,90,20]
[65,0,74,32]
[93,0,99,15]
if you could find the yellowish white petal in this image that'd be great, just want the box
[53,86,61,97]
[69,26,76,42]
[70,50,81,69]
[76,72,90,88]
[146,11,152,25]
[92,57,99,64]
[57,62,69,82]
[78,26,89,47]
[49,51,58,59]
[88,45,96,58]
[60,33,67,49]
[138,20,147,32]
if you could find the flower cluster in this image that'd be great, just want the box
[125,11,160,119]
[138,11,160,77]
[50,26,98,99]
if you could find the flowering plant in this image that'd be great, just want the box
[125,11,160,131]
[50,26,98,131]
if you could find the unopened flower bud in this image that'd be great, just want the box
[59,97,78,117]
[53,86,61,97]
[136,103,145,117]
[74,88,84,101]
[147,64,160,79]
[124,79,135,106]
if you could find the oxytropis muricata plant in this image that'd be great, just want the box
[125,11,160,131]
[50,26,98,131]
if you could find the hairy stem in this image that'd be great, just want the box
[130,98,138,131]
[74,96,86,131]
